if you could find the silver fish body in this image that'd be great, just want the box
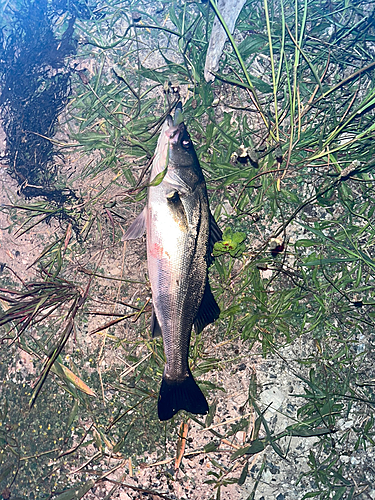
[125,105,221,420]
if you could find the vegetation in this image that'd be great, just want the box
[1,0,375,498]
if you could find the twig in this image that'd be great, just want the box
[97,477,176,500]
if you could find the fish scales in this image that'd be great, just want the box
[124,103,221,420]
[149,188,208,376]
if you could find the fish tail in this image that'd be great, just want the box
[158,371,209,421]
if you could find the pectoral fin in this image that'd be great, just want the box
[123,207,146,240]
[194,281,220,334]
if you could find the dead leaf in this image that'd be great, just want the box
[175,420,189,471]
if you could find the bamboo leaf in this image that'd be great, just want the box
[230,439,266,460]
[53,361,96,397]
[52,480,96,500]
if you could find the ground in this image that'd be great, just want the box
[1,1,375,498]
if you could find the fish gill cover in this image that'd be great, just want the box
[0,0,92,201]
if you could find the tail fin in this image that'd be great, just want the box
[158,371,209,421]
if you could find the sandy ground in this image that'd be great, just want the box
[1,5,375,496]
[2,144,375,499]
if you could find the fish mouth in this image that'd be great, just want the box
[166,114,173,128]
[173,101,183,125]
[165,122,184,145]
[151,116,173,176]
[163,102,184,145]
[152,111,183,176]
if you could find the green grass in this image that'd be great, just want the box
[1,0,375,498]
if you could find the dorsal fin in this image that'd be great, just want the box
[207,213,222,266]
[194,280,220,334]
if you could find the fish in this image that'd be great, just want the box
[124,103,222,421]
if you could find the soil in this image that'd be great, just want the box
[2,125,375,498]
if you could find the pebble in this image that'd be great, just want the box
[260,387,286,413]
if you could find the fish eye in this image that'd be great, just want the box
[182,139,190,148]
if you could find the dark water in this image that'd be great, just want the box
[0,0,92,201]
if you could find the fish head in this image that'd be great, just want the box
[165,122,200,169]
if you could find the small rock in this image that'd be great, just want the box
[132,12,142,22]
[269,463,280,475]
[260,387,286,413]
[236,431,246,444]
[262,469,272,483]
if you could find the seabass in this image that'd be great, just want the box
[124,103,221,420]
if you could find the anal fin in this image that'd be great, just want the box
[151,309,162,338]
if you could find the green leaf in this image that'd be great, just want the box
[295,239,318,248]
[168,6,181,30]
[250,75,272,93]
[213,228,247,258]
[148,167,168,187]
[204,441,219,453]
[332,487,346,500]
[52,361,96,397]
[230,439,266,460]
[72,132,112,150]
[53,480,96,500]
[238,461,248,485]
[0,464,13,482]
[316,188,336,206]
[67,399,80,429]
[301,258,357,266]
[238,36,265,59]
[286,425,333,437]
[248,370,258,399]
[205,399,217,428]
